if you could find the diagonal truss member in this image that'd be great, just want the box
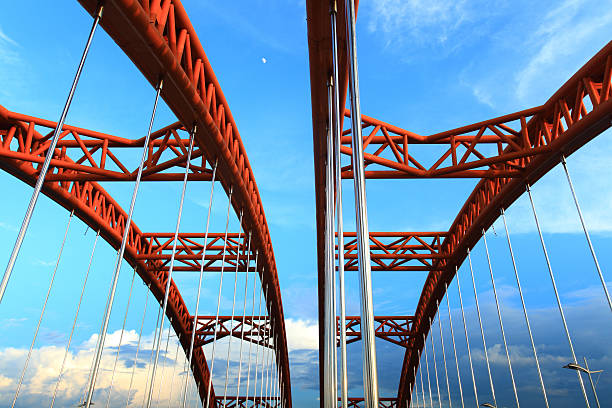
[336,316,415,348]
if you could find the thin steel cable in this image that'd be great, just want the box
[482,229,520,407]
[11,210,74,408]
[145,132,196,408]
[260,307,270,404]
[222,211,245,405]
[456,267,479,407]
[154,318,173,407]
[104,269,137,408]
[436,300,452,408]
[500,209,549,407]
[527,184,591,407]
[182,159,218,408]
[265,322,274,406]
[0,5,103,303]
[143,305,164,407]
[244,252,260,405]
[444,284,464,408]
[235,244,254,404]
[124,283,151,408]
[50,230,99,408]
[467,250,497,407]
[167,334,182,408]
[412,366,417,408]
[419,352,426,408]
[84,79,164,408]
[254,286,267,403]
[429,318,442,408]
[561,156,612,312]
[423,336,434,408]
[204,187,234,408]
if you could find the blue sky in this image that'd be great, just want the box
[0,0,612,407]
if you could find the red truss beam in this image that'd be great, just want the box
[75,0,291,404]
[342,232,447,272]
[337,316,414,348]
[340,107,544,179]
[216,397,281,408]
[399,42,612,405]
[0,107,212,182]
[137,233,256,272]
[340,398,398,408]
[191,316,272,348]
[0,107,217,404]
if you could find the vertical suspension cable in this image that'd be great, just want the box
[265,322,275,406]
[261,310,271,405]
[436,300,452,408]
[50,230,99,408]
[324,79,338,408]
[167,334,182,408]
[244,252,260,406]
[444,284,464,408]
[254,286,267,405]
[561,156,612,312]
[0,5,104,303]
[104,269,137,408]
[482,229,519,407]
[456,267,479,407]
[429,318,442,408]
[329,3,348,407]
[423,335,434,408]
[419,352,426,408]
[500,209,549,407]
[204,187,234,408]
[154,318,174,407]
[84,78,163,408]
[235,245,254,404]
[344,0,380,404]
[181,159,217,408]
[527,184,591,407]
[143,305,164,407]
[467,250,497,407]
[124,283,151,408]
[145,130,196,408]
[222,212,245,405]
[11,210,74,407]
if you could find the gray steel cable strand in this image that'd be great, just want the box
[204,187,234,408]
[84,79,164,408]
[125,283,151,408]
[253,286,267,404]
[429,318,442,408]
[167,334,182,408]
[154,318,173,407]
[50,230,99,408]
[527,184,591,407]
[0,4,104,304]
[561,156,612,312]
[467,250,497,408]
[444,284,465,408]
[11,210,74,408]
[260,305,271,404]
[244,252,260,406]
[182,159,218,408]
[235,241,254,404]
[145,132,196,408]
[456,267,479,407]
[423,335,434,408]
[105,269,137,408]
[436,300,452,408]
[143,306,164,407]
[482,229,520,407]
[419,352,426,408]
[222,211,245,406]
[500,209,549,407]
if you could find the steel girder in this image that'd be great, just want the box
[73,0,292,404]
[337,316,415,348]
[216,396,281,408]
[191,315,272,349]
[342,398,398,408]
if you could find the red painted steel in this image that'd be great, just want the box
[191,315,272,348]
[216,396,281,408]
[73,0,291,404]
[341,398,398,408]
[337,316,414,348]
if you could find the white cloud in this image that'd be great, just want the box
[262,57,267,64]
[284,319,318,351]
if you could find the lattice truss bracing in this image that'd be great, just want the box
[337,316,414,348]
[192,315,272,348]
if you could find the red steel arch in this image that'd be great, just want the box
[1,0,292,403]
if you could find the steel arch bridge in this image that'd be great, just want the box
[0,0,290,407]
[306,1,612,408]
